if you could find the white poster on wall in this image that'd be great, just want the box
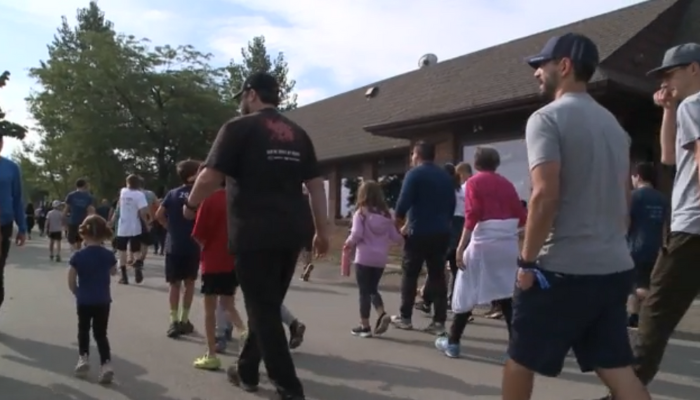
[463,139,530,200]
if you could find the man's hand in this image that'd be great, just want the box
[15,232,26,247]
[399,224,409,236]
[653,86,677,109]
[312,232,329,258]
[516,267,535,290]
[456,244,467,269]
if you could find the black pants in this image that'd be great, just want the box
[235,249,304,398]
[355,264,385,319]
[77,304,112,364]
[400,233,450,323]
[37,217,46,234]
[0,224,12,310]
[635,232,700,384]
[449,297,513,344]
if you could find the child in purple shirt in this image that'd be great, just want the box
[344,180,402,338]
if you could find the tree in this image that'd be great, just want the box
[27,1,229,198]
[224,36,297,111]
[0,71,27,139]
[25,3,299,199]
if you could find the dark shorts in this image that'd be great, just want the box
[165,254,199,283]
[139,229,154,246]
[115,236,142,253]
[67,224,82,245]
[508,268,634,377]
[48,231,63,241]
[201,271,238,296]
[634,260,655,290]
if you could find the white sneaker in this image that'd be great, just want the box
[74,355,90,378]
[98,362,114,384]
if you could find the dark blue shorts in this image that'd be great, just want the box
[508,268,634,377]
[165,254,199,283]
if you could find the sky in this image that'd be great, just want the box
[0,0,647,157]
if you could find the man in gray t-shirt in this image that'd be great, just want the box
[503,33,650,400]
[631,43,700,392]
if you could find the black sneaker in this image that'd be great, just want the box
[351,326,372,338]
[50,255,54,261]
[179,320,195,335]
[414,302,432,315]
[167,322,181,338]
[56,255,62,263]
[118,266,129,285]
[133,260,144,284]
[226,365,259,392]
[289,321,306,349]
[374,312,391,335]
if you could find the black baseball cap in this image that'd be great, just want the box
[233,71,280,99]
[647,43,700,77]
[526,33,600,70]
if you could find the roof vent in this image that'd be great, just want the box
[365,86,379,99]
[418,53,438,68]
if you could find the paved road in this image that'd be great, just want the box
[1,238,699,400]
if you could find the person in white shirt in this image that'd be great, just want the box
[113,175,149,285]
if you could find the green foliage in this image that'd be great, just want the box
[0,71,28,139]
[343,174,405,214]
[23,1,297,200]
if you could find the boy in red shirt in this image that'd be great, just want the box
[191,187,246,370]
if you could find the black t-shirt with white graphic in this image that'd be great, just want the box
[203,108,320,252]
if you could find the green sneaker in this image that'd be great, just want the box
[193,354,221,370]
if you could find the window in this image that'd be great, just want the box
[463,138,530,200]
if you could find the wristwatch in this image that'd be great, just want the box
[184,200,198,211]
[517,256,537,269]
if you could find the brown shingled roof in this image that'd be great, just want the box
[287,0,684,162]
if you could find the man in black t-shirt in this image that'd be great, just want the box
[183,72,329,400]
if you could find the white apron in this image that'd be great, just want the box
[452,219,519,314]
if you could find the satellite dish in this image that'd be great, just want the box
[418,53,438,68]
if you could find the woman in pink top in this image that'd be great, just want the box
[345,181,403,338]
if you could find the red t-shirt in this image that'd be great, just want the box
[192,189,234,274]
[465,171,527,231]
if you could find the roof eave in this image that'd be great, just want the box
[364,79,611,137]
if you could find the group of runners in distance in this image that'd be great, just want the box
[33,164,309,382]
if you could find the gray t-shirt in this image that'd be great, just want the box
[46,209,64,233]
[671,92,700,234]
[525,92,633,275]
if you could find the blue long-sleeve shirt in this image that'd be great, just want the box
[395,162,455,236]
[0,157,27,233]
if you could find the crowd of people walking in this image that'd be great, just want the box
[1,33,700,400]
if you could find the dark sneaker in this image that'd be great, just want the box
[289,321,306,349]
[133,260,144,284]
[374,312,391,335]
[351,326,372,338]
[56,255,62,263]
[167,322,181,338]
[300,264,314,282]
[224,326,233,342]
[423,322,446,335]
[414,302,432,315]
[50,255,54,261]
[179,320,195,335]
[118,266,129,285]
[226,365,259,392]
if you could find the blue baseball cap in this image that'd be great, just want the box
[526,33,600,70]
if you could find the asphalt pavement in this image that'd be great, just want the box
[0,237,698,399]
